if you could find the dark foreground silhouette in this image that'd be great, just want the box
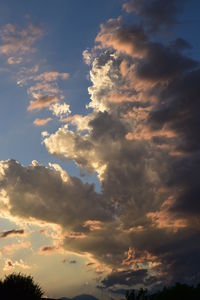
[1,273,200,300]
[126,283,200,300]
[0,273,43,300]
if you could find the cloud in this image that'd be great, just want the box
[96,19,197,79]
[100,269,150,288]
[0,159,112,231]
[50,103,71,118]
[24,69,71,120]
[0,22,70,124]
[7,56,22,65]
[0,23,43,63]
[96,18,147,58]
[3,259,31,271]
[83,49,93,65]
[123,0,187,31]
[41,11,200,290]
[28,95,58,111]
[33,118,52,126]
[2,241,31,255]
[40,246,58,254]
[25,70,70,122]
[34,71,69,82]
[0,229,24,238]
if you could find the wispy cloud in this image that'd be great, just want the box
[33,117,52,126]
[28,95,58,111]
[0,23,43,63]
[0,22,70,126]
[0,229,24,238]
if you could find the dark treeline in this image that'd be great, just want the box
[1,273,200,300]
[126,282,200,300]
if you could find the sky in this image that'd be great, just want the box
[0,0,200,299]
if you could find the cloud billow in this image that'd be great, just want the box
[123,0,187,31]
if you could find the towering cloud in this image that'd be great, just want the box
[0,0,199,294]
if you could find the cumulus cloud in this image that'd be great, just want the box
[41,7,200,290]
[0,159,111,231]
[50,102,71,118]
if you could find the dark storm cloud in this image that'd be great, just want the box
[149,68,200,152]
[135,42,197,81]
[168,154,200,217]
[123,0,187,31]
[100,269,148,288]
[148,66,200,218]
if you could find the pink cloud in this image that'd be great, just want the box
[27,95,58,111]
[33,117,52,126]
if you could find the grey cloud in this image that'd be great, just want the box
[100,269,148,288]
[0,159,112,230]
[123,0,187,31]
[148,67,200,219]
[135,42,197,81]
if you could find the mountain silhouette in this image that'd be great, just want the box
[72,295,99,300]
[59,295,99,300]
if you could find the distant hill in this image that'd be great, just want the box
[46,294,99,300]
[72,295,99,300]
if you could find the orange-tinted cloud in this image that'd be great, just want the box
[28,95,58,111]
[0,23,43,60]
[33,117,52,126]
[35,71,69,82]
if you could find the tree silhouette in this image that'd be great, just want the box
[125,282,200,300]
[0,273,43,300]
[126,289,136,300]
[126,288,148,300]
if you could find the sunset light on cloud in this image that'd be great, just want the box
[0,0,200,299]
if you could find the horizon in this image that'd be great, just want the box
[0,0,200,299]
